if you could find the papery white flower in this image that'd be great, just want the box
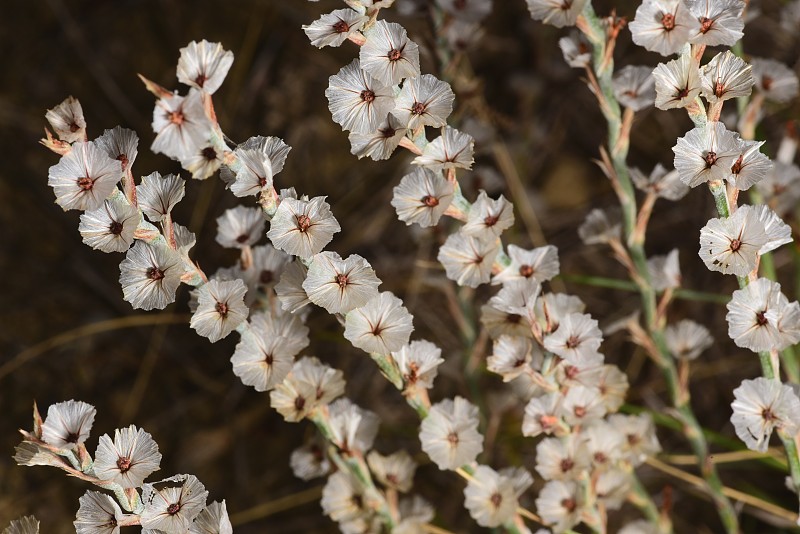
[48,141,123,211]
[700,50,753,103]
[729,140,772,191]
[95,126,138,172]
[94,425,162,488]
[698,205,767,276]
[119,241,184,310]
[731,377,800,452]
[597,364,629,411]
[596,468,632,510]
[79,196,139,253]
[488,335,534,382]
[180,140,223,180]
[392,339,445,389]
[275,260,311,313]
[222,135,290,185]
[686,0,745,47]
[303,9,369,48]
[360,21,421,85]
[463,465,522,527]
[242,244,292,295]
[367,450,417,492]
[751,58,799,103]
[412,127,474,171]
[349,114,407,161]
[189,501,233,534]
[419,396,483,470]
[583,421,625,471]
[525,0,587,27]
[215,206,265,249]
[756,162,800,218]
[136,172,185,222]
[141,474,208,532]
[665,319,713,360]
[46,95,86,143]
[534,293,586,333]
[613,65,656,111]
[326,58,396,134]
[327,398,380,453]
[535,434,589,481]
[290,439,331,481]
[673,121,742,187]
[303,251,381,314]
[74,491,123,534]
[559,31,592,68]
[438,231,499,288]
[578,208,621,245]
[629,0,700,56]
[345,291,414,355]
[462,191,514,240]
[646,249,681,290]
[543,312,603,366]
[749,204,791,255]
[41,400,96,450]
[177,40,234,94]
[536,480,582,533]
[607,413,661,466]
[190,279,249,342]
[269,356,346,422]
[267,197,341,259]
[231,309,309,391]
[493,244,560,285]
[151,89,213,161]
[391,167,454,227]
[392,74,455,129]
[522,393,564,437]
[321,471,374,531]
[3,517,39,534]
[630,164,690,201]
[653,54,702,110]
[726,278,800,352]
[562,384,607,425]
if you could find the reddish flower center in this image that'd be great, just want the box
[756,311,768,326]
[421,195,439,207]
[360,89,376,103]
[714,80,726,98]
[147,267,165,281]
[565,335,580,349]
[116,456,132,473]
[195,73,207,87]
[109,221,124,235]
[379,127,397,139]
[77,177,93,191]
[762,407,776,421]
[661,12,676,30]
[169,111,184,125]
[336,273,349,288]
[411,102,427,115]
[574,405,587,418]
[490,492,503,508]
[388,48,402,61]
[296,214,312,232]
[236,234,250,243]
[676,86,690,98]
[731,155,744,174]
[519,264,534,278]
[69,121,80,133]
[594,452,608,464]
[333,20,350,33]
[564,365,579,379]
[561,497,577,512]
[729,238,741,252]
[484,214,499,227]
[294,396,306,412]
[699,17,714,34]
[560,458,575,472]
[117,154,129,169]
[215,301,229,317]
[704,151,718,168]
[167,502,181,515]
[447,431,460,445]
[762,76,773,91]
[506,313,522,324]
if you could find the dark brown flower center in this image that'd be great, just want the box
[360,89,376,103]
[379,127,397,139]
[264,352,274,365]
[411,102,427,115]
[296,214,312,232]
[661,12,676,31]
[490,492,503,507]
[195,73,207,87]
[116,456,132,473]
[167,502,181,515]
[333,20,350,33]
[215,301,229,316]
[202,146,217,161]
[560,458,575,472]
[519,264,534,278]
[147,267,165,281]
[762,407,776,421]
[421,195,439,207]
[714,81,726,98]
[676,86,690,98]
[561,497,577,512]
[388,48,402,61]
[260,270,274,284]
[66,432,80,443]
[756,311,768,326]
[704,151,718,168]
[762,76,773,91]
[294,396,306,412]
[236,234,250,243]
[565,335,580,349]
[77,177,93,191]
[731,155,744,174]
[729,238,741,252]
[336,273,349,288]
[594,452,608,464]
[69,121,80,133]
[506,313,522,324]
[109,221,124,235]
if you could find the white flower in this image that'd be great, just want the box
[597,364,629,411]
[665,319,713,360]
[731,377,800,452]
[578,208,621,245]
[321,471,373,530]
[151,89,213,161]
[366,450,417,492]
[462,191,514,240]
[275,260,311,313]
[241,244,293,295]
[327,398,380,453]
[419,396,483,470]
[751,58,799,103]
[136,172,185,222]
[119,242,184,310]
[41,400,96,450]
[607,413,661,466]
[46,95,86,142]
[177,40,234,94]
[583,421,625,471]
[140,474,208,532]
[536,480,582,533]
[522,393,564,437]
[535,434,589,481]
[526,0,588,28]
[222,135,290,188]
[392,339,445,389]
[360,21,421,85]
[487,335,534,382]
[630,164,690,201]
[95,126,139,172]
[752,204,792,254]
[303,251,381,314]
[463,465,525,527]
[653,54,702,110]
[267,197,341,259]
[189,501,233,534]
[629,0,700,56]
[215,206,265,249]
[93,425,162,488]
[700,50,753,103]
[729,140,772,191]
[493,244,560,285]
[48,141,123,211]
[303,9,368,48]
[74,491,123,534]
[613,65,656,111]
[392,74,455,129]
[290,439,331,481]
[344,292,414,355]
[190,279,249,342]
[726,278,799,352]
[559,31,591,68]
[269,356,346,422]
[543,312,603,366]
[79,196,139,253]
[438,231,499,288]
[326,58,396,134]
[180,140,223,180]
[348,114,407,161]
[698,205,767,276]
[686,0,745,47]
[391,167,454,227]
[646,248,681,290]
[413,127,475,171]
[673,121,742,187]
[562,384,607,425]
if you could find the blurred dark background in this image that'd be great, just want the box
[1,0,799,532]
